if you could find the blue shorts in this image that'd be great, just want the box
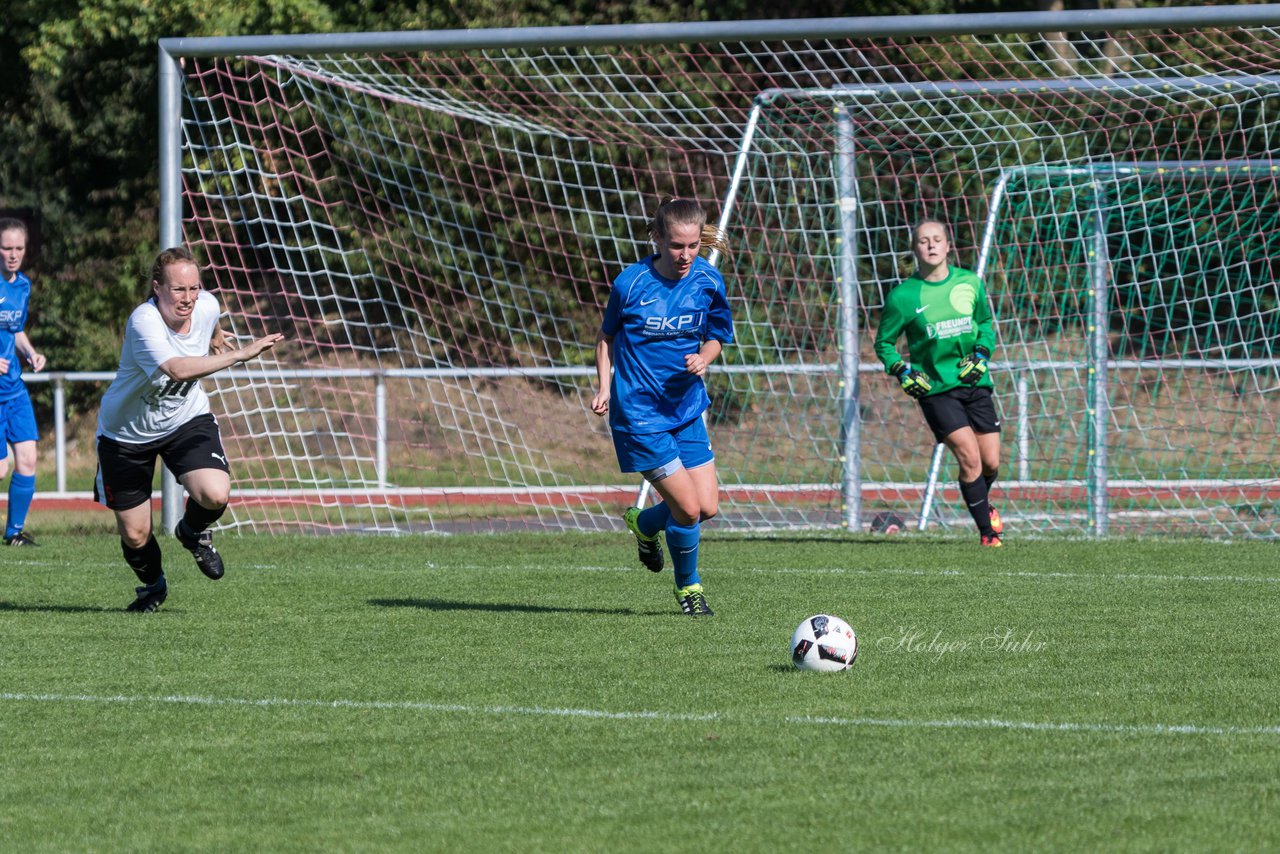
[0,393,39,460]
[612,415,714,476]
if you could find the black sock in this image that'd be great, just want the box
[984,467,999,490]
[122,536,164,586]
[959,478,994,536]
[182,498,226,536]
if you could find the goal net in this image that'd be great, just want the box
[166,9,1280,536]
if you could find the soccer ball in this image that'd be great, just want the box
[790,614,858,672]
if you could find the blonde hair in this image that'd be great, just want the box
[650,196,730,258]
[911,217,952,242]
[149,246,199,292]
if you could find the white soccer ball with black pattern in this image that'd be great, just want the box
[790,614,858,672]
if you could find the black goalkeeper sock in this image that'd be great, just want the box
[959,478,995,537]
[984,467,999,490]
[182,498,227,535]
[122,535,164,586]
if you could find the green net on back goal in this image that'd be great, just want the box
[166,11,1280,536]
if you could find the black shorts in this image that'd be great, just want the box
[917,386,1001,443]
[94,414,230,511]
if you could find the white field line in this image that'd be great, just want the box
[425,562,1280,585]
[0,692,717,722]
[1,691,1277,737]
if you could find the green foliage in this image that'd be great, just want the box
[0,0,336,417]
[22,0,333,79]
[324,0,965,32]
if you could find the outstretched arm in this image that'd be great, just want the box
[159,332,285,382]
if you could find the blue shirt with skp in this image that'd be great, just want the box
[0,271,32,402]
[601,255,733,435]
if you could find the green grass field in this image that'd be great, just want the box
[2,530,1279,851]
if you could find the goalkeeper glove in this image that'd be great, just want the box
[957,346,990,386]
[891,363,932,399]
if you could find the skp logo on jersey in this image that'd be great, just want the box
[644,311,705,338]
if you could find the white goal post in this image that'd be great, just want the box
[158,5,1280,537]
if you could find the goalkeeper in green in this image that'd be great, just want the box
[874,219,1004,546]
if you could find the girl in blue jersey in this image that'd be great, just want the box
[590,198,733,617]
[0,219,48,546]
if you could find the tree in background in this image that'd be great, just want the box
[0,0,335,420]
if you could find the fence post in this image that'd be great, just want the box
[835,105,863,531]
[1088,185,1110,537]
[376,373,388,490]
[159,45,185,535]
[53,376,67,493]
[1016,372,1030,483]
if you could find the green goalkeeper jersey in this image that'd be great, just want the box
[873,266,996,395]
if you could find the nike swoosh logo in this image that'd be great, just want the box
[639,297,659,306]
[915,305,929,313]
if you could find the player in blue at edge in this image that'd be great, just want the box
[591,197,734,617]
[0,218,48,546]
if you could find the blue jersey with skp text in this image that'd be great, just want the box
[601,255,733,435]
[0,271,32,402]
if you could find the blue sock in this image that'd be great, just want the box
[665,521,701,589]
[637,502,671,538]
[6,473,35,539]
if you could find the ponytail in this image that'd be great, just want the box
[651,196,730,258]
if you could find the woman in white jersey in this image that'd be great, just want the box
[95,247,283,612]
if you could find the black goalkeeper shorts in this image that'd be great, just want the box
[917,386,1001,443]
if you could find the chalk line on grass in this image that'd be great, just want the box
[3,691,1277,737]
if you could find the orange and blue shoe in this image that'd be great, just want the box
[988,506,1004,535]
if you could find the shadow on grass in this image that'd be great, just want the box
[766,663,800,673]
[0,600,124,614]
[370,597,662,617]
